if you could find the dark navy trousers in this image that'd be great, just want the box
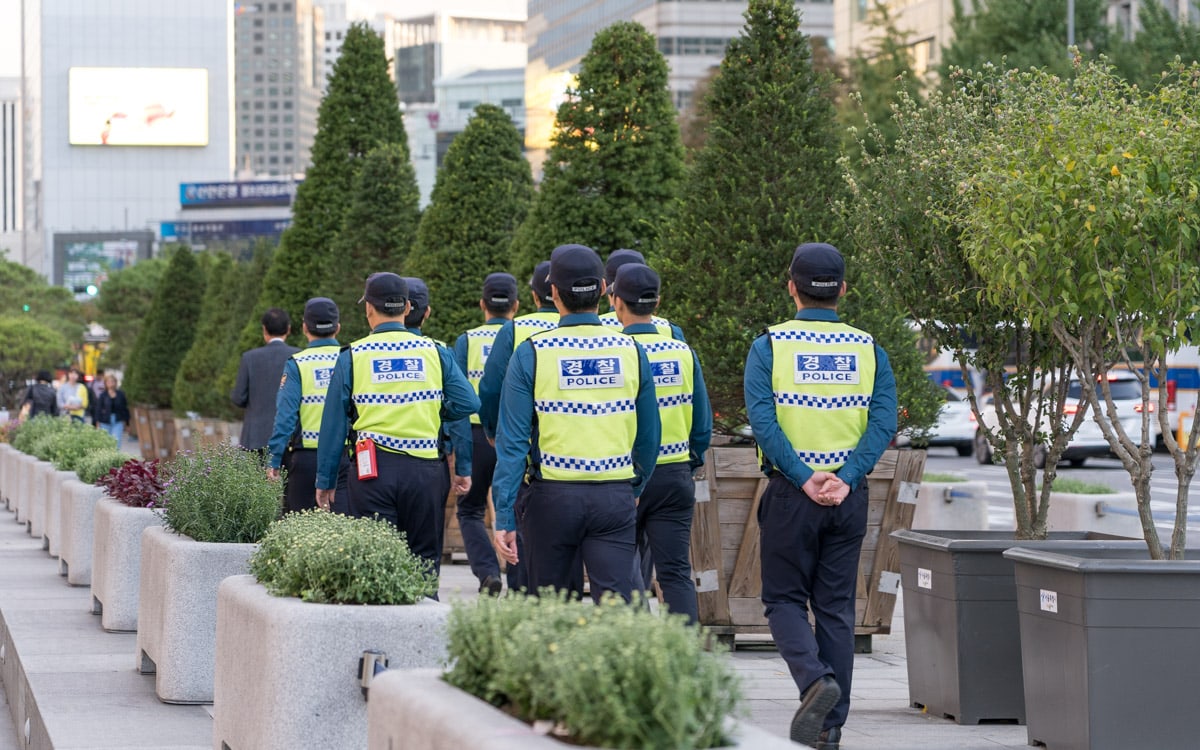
[759,475,868,730]
[635,462,699,623]
[520,479,636,603]
[283,448,350,515]
[456,425,501,584]
[349,450,449,579]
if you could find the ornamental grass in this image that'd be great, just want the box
[158,443,280,543]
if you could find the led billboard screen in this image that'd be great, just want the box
[69,67,209,146]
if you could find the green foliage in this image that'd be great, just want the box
[325,143,421,343]
[1048,478,1115,495]
[924,472,968,483]
[0,316,72,411]
[124,247,205,408]
[1109,2,1200,90]
[75,449,136,485]
[509,21,685,282]
[220,239,275,413]
[95,256,167,370]
[249,510,438,604]
[248,22,406,349]
[158,443,281,543]
[0,257,87,347]
[658,0,843,432]
[445,593,740,749]
[11,415,71,455]
[173,253,250,418]
[407,104,534,342]
[41,422,119,471]
[940,0,1110,80]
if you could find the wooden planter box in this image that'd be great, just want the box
[91,497,164,631]
[214,576,450,750]
[367,669,796,750]
[691,446,924,646]
[132,406,155,460]
[59,479,105,585]
[147,408,176,461]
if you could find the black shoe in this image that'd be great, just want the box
[479,574,503,597]
[790,676,841,747]
[816,726,842,750]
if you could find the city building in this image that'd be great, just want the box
[160,179,298,258]
[524,1,835,165]
[314,0,377,86]
[0,78,20,258]
[1109,0,1195,38]
[20,0,235,285]
[233,1,324,178]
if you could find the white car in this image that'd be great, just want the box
[974,370,1158,468]
[897,385,975,456]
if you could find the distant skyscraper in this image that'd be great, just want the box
[314,0,379,86]
[234,1,324,177]
[1,78,20,240]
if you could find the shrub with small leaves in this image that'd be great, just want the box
[75,449,136,485]
[0,419,20,443]
[96,458,164,508]
[10,415,70,455]
[43,422,119,472]
[158,443,281,543]
[445,592,741,749]
[249,510,437,604]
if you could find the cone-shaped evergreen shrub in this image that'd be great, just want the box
[124,247,205,408]
[173,253,250,418]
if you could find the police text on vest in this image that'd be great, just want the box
[559,357,624,389]
[372,357,426,383]
[794,353,859,384]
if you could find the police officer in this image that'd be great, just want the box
[744,243,897,749]
[492,244,660,602]
[611,264,711,624]
[316,273,479,578]
[267,297,350,514]
[453,272,520,596]
[598,249,686,340]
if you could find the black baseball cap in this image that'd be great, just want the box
[550,244,604,294]
[605,248,646,286]
[790,243,845,300]
[358,272,408,312]
[302,297,339,335]
[530,260,553,304]
[482,272,518,306]
[402,277,430,310]
[612,263,661,304]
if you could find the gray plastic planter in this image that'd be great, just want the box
[894,530,1140,725]
[1005,545,1200,750]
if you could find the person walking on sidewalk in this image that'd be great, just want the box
[744,243,897,749]
[231,308,300,452]
[91,373,130,444]
[57,367,90,424]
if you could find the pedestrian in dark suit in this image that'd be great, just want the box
[231,308,300,451]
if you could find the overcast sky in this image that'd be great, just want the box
[0,0,19,77]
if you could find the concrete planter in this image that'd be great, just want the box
[59,480,105,584]
[894,530,1142,725]
[912,479,989,530]
[91,497,164,631]
[0,443,14,509]
[1046,490,1141,537]
[136,526,256,704]
[213,576,450,750]
[27,459,54,538]
[368,669,795,750]
[44,468,76,556]
[11,452,37,521]
[1005,545,1200,750]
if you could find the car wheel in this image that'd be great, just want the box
[974,431,992,465]
[1032,445,1047,470]
[956,443,973,457]
[1069,458,1086,468]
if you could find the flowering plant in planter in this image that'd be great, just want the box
[75,450,137,485]
[158,443,281,543]
[96,458,165,508]
[249,510,437,604]
[445,593,742,749]
[0,419,20,443]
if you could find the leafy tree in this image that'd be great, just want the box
[325,143,421,343]
[509,21,685,282]
[94,256,167,371]
[1110,2,1200,90]
[0,316,71,410]
[657,0,848,433]
[173,253,248,418]
[244,21,406,348]
[219,239,276,416]
[940,0,1110,80]
[679,65,719,158]
[406,104,534,343]
[124,247,205,408]
[0,257,87,350]
[945,59,1200,558]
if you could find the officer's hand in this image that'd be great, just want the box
[493,529,519,565]
[487,437,496,448]
[266,467,280,481]
[453,475,472,495]
[803,472,840,506]
[315,489,334,512]
[819,477,851,506]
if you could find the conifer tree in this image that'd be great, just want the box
[173,253,246,418]
[325,143,421,343]
[508,21,684,282]
[124,247,205,408]
[95,256,167,371]
[218,239,276,413]
[405,104,533,342]
[241,21,406,349]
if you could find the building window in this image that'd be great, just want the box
[269,114,278,123]
[254,115,264,123]
[325,31,331,40]
[269,128,279,137]
[254,87,264,96]
[270,156,279,164]
[283,2,292,10]
[284,156,293,164]
[254,74,264,82]
[255,128,264,136]
[283,141,293,149]
[270,142,279,151]
[268,87,278,96]
[254,32,263,41]
[500,97,523,108]
[269,101,279,109]
[458,100,480,110]
[283,100,293,109]
[268,3,277,10]
[254,101,264,110]
[253,18,263,27]
[254,143,264,151]
[283,115,294,123]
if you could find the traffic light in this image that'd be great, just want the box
[21,304,29,312]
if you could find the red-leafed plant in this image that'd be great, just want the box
[96,458,165,508]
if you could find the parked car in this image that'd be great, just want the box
[897,385,975,456]
[973,370,1158,468]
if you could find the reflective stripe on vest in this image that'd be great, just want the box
[512,311,559,347]
[599,311,674,338]
[292,347,340,449]
[350,330,443,459]
[531,325,639,481]
[632,332,695,465]
[465,323,503,425]
[767,320,875,471]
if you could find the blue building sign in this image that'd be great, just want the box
[179,180,299,208]
[160,219,292,242]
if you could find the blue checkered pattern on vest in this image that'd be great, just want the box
[352,389,443,406]
[539,452,634,472]
[658,440,689,458]
[517,318,558,330]
[358,431,440,453]
[795,448,855,466]
[640,340,690,354]
[531,335,632,350]
[535,398,637,416]
[467,369,485,380]
[768,330,874,345]
[300,394,325,405]
[301,430,321,442]
[352,340,435,353]
[656,393,694,409]
[772,393,873,409]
